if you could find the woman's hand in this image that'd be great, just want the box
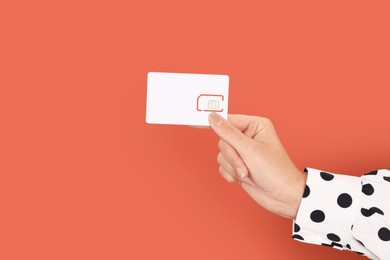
[209,113,307,219]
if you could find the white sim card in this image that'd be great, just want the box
[146,72,229,126]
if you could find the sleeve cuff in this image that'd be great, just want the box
[292,167,361,250]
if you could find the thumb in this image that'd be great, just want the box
[208,113,254,157]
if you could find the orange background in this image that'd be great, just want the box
[1,1,389,259]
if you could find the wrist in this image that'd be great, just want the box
[280,170,308,219]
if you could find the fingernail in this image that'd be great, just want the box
[243,176,256,187]
[227,178,235,183]
[208,112,223,126]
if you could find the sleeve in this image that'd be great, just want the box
[292,167,390,259]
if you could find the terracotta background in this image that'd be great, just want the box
[1,1,389,259]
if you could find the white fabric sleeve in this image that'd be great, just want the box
[292,167,390,259]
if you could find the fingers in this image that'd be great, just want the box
[218,140,248,179]
[208,113,254,158]
[217,151,256,187]
[209,113,266,187]
[219,165,237,183]
[217,152,242,181]
[217,152,235,173]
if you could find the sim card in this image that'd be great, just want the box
[197,94,224,112]
[146,72,229,126]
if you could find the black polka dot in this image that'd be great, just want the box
[378,227,390,241]
[384,176,390,183]
[364,170,378,176]
[320,172,334,181]
[292,234,304,240]
[310,210,325,223]
[361,207,384,217]
[303,185,310,198]
[351,225,354,230]
[304,168,308,172]
[356,252,365,255]
[346,244,351,250]
[337,193,353,208]
[327,233,341,242]
[357,239,365,247]
[362,184,374,196]
[294,223,300,232]
[322,242,343,248]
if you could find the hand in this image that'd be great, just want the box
[208,113,307,219]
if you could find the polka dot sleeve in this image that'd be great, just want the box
[292,168,390,259]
